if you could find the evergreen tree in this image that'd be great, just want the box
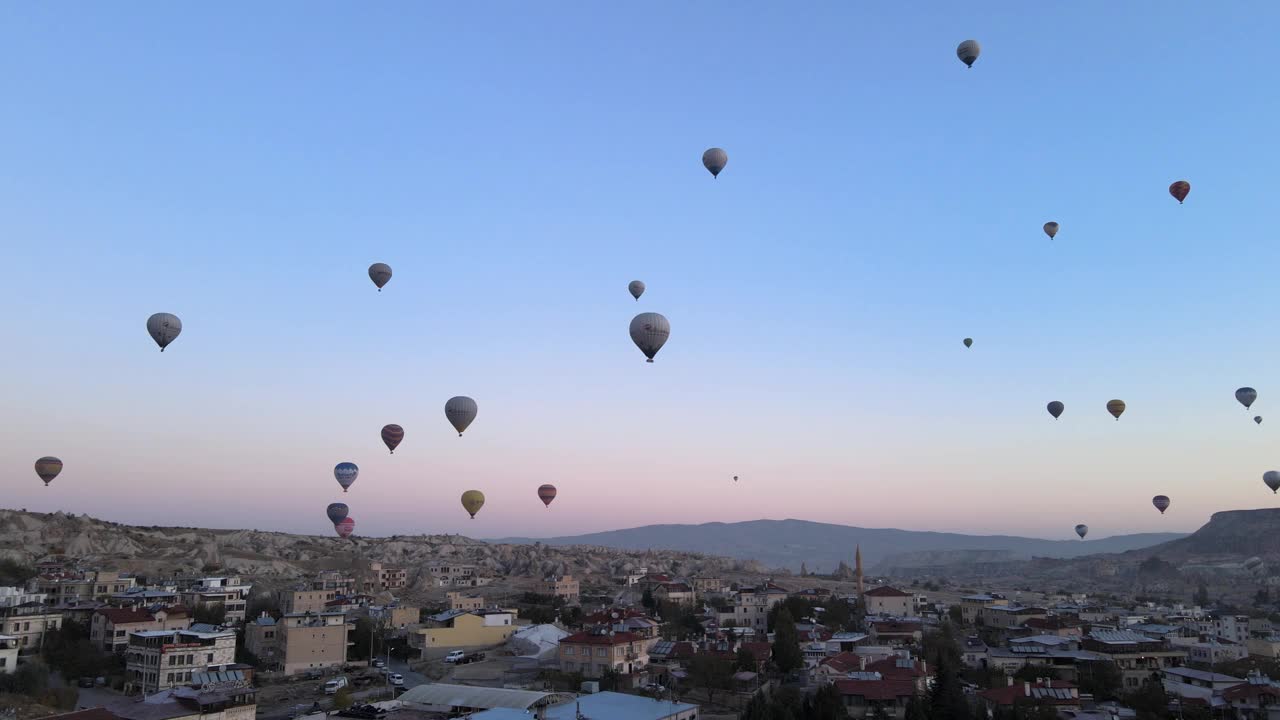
[804,683,848,720]
[929,655,971,720]
[771,607,803,673]
[736,646,758,672]
[904,694,929,720]
[642,587,656,610]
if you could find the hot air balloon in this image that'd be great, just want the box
[1256,416,1264,425]
[1237,388,1258,410]
[702,148,728,178]
[326,503,349,524]
[381,424,404,454]
[1043,222,1059,240]
[1152,495,1171,514]
[630,313,670,363]
[537,484,557,508]
[1074,524,1088,539]
[368,263,392,291]
[335,518,355,538]
[146,313,182,352]
[1170,181,1191,204]
[445,397,477,436]
[733,475,739,483]
[963,338,973,348]
[1107,399,1126,420]
[956,40,981,68]
[34,457,62,486]
[461,490,485,519]
[334,462,358,492]
[629,281,645,301]
[1265,471,1280,494]
[1047,401,1064,419]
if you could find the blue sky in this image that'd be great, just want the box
[4,2,1280,540]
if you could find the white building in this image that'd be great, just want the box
[0,635,18,674]
[731,585,788,630]
[0,587,48,608]
[178,577,252,625]
[124,628,237,694]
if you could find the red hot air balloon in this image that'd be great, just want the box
[381,424,404,454]
[1152,495,1171,514]
[1169,180,1190,204]
[335,518,355,538]
[537,484,557,508]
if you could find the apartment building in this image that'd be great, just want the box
[864,587,915,617]
[652,582,696,606]
[91,607,191,653]
[690,577,725,596]
[178,578,251,625]
[0,635,18,674]
[278,589,337,615]
[124,628,236,694]
[0,602,63,653]
[312,571,357,595]
[276,612,350,675]
[732,585,788,630]
[960,595,1006,624]
[426,564,491,588]
[369,604,419,630]
[447,592,486,611]
[365,563,407,592]
[544,575,580,604]
[1083,630,1187,690]
[0,587,48,608]
[558,630,648,678]
[31,570,136,604]
[243,614,281,669]
[413,609,516,649]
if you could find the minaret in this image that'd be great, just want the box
[855,545,864,598]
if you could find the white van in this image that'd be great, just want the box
[323,676,349,695]
[444,650,466,664]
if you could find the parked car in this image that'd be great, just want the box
[444,650,466,664]
[371,659,385,669]
[389,673,404,687]
[337,704,387,720]
[77,677,95,688]
[323,676,349,695]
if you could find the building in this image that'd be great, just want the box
[91,607,191,652]
[311,571,356,595]
[124,627,237,694]
[277,589,337,615]
[31,570,137,604]
[0,601,63,653]
[652,582,696,606]
[178,578,251,625]
[1221,673,1280,719]
[397,683,576,716]
[466,691,698,720]
[1173,637,1249,665]
[863,587,915,617]
[0,635,18,674]
[414,609,516,650]
[1083,630,1187,690]
[834,678,917,719]
[109,588,180,609]
[980,605,1048,630]
[690,577,724,596]
[544,575,580,604]
[0,586,48,607]
[447,592,486,611]
[112,684,256,720]
[960,595,1006,625]
[368,604,419,632]
[1161,667,1244,703]
[557,629,648,678]
[979,679,1082,714]
[243,613,280,669]
[1215,614,1252,645]
[427,564,491,587]
[364,562,407,591]
[732,585,788,630]
[868,619,924,647]
[276,612,350,675]
[1247,635,1280,659]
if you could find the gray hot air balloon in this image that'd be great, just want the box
[326,503,349,524]
[1256,416,1264,425]
[957,40,981,68]
[1265,471,1280,494]
[1237,387,1258,410]
[368,263,392,292]
[445,396,478,436]
[1047,401,1064,419]
[628,280,645,301]
[1043,222,1059,240]
[702,148,728,178]
[1074,524,1088,539]
[630,312,670,363]
[146,313,182,352]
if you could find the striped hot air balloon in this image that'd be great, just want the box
[1169,181,1190,204]
[537,484,557,508]
[34,457,63,486]
[335,517,355,538]
[1152,495,1171,514]
[381,424,404,454]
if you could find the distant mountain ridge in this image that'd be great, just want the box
[491,519,1186,572]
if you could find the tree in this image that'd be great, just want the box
[949,605,965,625]
[642,588,656,611]
[922,622,962,670]
[804,683,849,719]
[904,694,929,720]
[43,620,116,681]
[771,607,803,673]
[929,655,971,720]
[350,617,375,661]
[195,601,226,625]
[1194,583,1210,607]
[1076,661,1123,701]
[1124,680,1168,720]
[736,646,759,672]
[0,559,36,587]
[333,686,354,710]
[686,653,734,706]
[599,667,620,692]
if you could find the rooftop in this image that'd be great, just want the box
[398,683,569,711]
[1165,667,1244,683]
[466,691,698,719]
[865,586,912,598]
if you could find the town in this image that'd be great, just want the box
[4,539,1280,720]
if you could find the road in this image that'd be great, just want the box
[386,657,427,689]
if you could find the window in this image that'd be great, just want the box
[170,656,178,666]
[597,648,607,657]
[207,653,213,663]
[0,658,6,668]
[167,673,174,683]
[564,647,574,655]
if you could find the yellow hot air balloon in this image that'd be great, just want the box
[461,490,485,519]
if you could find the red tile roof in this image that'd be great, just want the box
[819,652,864,673]
[835,679,918,701]
[562,631,641,646]
[1223,683,1280,703]
[739,642,771,663]
[980,681,1078,706]
[95,608,154,625]
[865,586,913,598]
[866,657,928,680]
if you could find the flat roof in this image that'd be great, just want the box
[468,691,698,719]
[398,683,568,710]
[1165,667,1244,683]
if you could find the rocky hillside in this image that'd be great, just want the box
[0,509,768,602]
[1125,508,1280,561]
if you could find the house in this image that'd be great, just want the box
[868,619,924,647]
[1161,667,1244,703]
[961,595,1006,624]
[277,588,337,615]
[30,570,137,604]
[447,592,486,611]
[428,564,489,587]
[0,635,18,674]
[177,577,251,625]
[816,651,866,680]
[369,604,419,630]
[275,611,350,675]
[980,605,1048,629]
[1083,630,1188,690]
[243,613,281,669]
[557,629,648,678]
[691,577,725,596]
[1248,635,1280,659]
[0,601,63,654]
[108,588,179,609]
[865,655,930,692]
[834,678,918,719]
[413,609,516,649]
[123,627,237,694]
[543,575,580,604]
[1172,637,1249,665]
[311,570,356,595]
[979,679,1081,713]
[91,607,191,652]
[1023,616,1084,637]
[653,582,696,606]
[1221,673,1280,720]
[827,632,872,655]
[962,636,989,668]
[108,684,256,720]
[365,562,407,592]
[0,586,49,607]
[732,585,788,631]
[864,587,915,617]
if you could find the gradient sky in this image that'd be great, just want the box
[4,2,1280,541]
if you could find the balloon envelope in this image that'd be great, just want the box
[34,457,62,486]
[146,313,182,352]
[1047,401,1064,419]
[537,484,557,508]
[956,39,981,67]
[1170,180,1191,204]
[1256,416,1264,425]
[1107,399,1126,420]
[963,338,973,348]
[630,313,671,362]
[1265,471,1280,494]
[1043,222,1059,239]
[334,462,359,492]
[368,263,392,291]
[628,281,645,301]
[461,490,485,518]
[702,148,728,178]
[1074,524,1088,539]
[326,503,349,524]
[445,397,478,436]
[335,518,355,538]
[1237,387,1258,410]
[1152,495,1171,514]
[381,424,404,453]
